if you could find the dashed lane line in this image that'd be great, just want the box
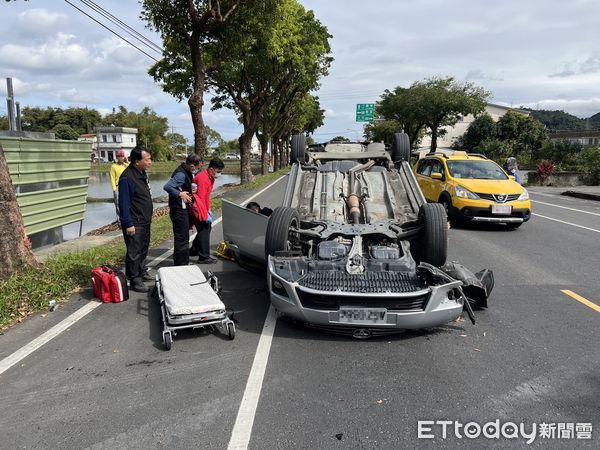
[561,290,600,313]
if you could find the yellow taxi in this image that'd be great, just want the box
[414,151,531,228]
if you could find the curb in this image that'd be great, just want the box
[561,191,600,202]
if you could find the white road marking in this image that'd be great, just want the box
[0,301,101,376]
[531,199,600,217]
[533,213,600,234]
[228,305,278,450]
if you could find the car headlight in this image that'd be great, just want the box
[455,185,479,199]
[517,188,529,201]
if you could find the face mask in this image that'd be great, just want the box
[214,172,222,178]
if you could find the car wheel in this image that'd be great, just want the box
[418,203,447,266]
[291,134,306,164]
[265,206,301,257]
[391,132,411,162]
[439,195,459,226]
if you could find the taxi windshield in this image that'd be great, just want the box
[447,160,508,180]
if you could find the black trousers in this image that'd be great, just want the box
[191,220,212,260]
[122,224,151,282]
[170,207,190,266]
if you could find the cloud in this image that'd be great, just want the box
[0,33,90,73]
[465,69,503,82]
[17,8,67,36]
[519,98,600,118]
[0,77,51,96]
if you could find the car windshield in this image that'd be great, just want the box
[447,160,508,180]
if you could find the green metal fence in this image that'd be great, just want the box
[1,137,91,236]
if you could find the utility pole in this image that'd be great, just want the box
[6,78,16,131]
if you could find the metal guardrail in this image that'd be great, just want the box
[1,136,91,236]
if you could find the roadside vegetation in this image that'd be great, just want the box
[0,169,288,331]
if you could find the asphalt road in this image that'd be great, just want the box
[1,180,598,449]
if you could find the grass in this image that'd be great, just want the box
[0,168,289,330]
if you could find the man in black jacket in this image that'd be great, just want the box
[163,154,201,266]
[118,146,153,292]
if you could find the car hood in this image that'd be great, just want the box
[455,179,524,195]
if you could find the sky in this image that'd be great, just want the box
[1,0,600,144]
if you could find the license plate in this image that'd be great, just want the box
[338,307,387,324]
[491,204,512,215]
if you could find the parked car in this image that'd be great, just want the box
[225,153,240,160]
[414,151,531,227]
[223,133,493,338]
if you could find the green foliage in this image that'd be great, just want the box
[330,136,350,143]
[166,132,188,159]
[579,147,600,184]
[206,126,224,150]
[22,106,102,135]
[496,111,548,158]
[526,109,585,131]
[376,77,489,150]
[537,139,583,169]
[0,115,9,130]
[363,119,402,143]
[216,139,240,156]
[474,139,510,161]
[103,106,170,160]
[458,113,497,150]
[51,124,80,140]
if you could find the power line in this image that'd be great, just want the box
[78,0,163,54]
[63,0,159,62]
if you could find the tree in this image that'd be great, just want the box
[330,136,350,143]
[458,113,497,150]
[205,126,224,152]
[496,110,548,158]
[0,144,39,282]
[0,115,8,130]
[376,87,428,146]
[166,132,188,159]
[21,106,101,135]
[142,0,242,157]
[208,0,332,183]
[409,77,489,151]
[364,119,403,143]
[103,106,170,160]
[51,124,80,140]
[526,109,585,131]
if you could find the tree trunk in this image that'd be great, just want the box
[188,39,207,159]
[273,139,279,171]
[238,129,255,185]
[0,144,39,281]
[430,124,438,152]
[258,133,269,175]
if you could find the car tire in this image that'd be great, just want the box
[391,132,411,162]
[418,203,447,266]
[265,206,300,257]
[439,195,460,227]
[291,134,306,164]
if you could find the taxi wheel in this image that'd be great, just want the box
[265,206,300,257]
[440,196,460,226]
[418,203,447,267]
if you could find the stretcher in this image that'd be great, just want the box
[155,265,235,350]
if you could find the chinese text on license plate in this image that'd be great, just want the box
[492,204,512,215]
[338,307,387,324]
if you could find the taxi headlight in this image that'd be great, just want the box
[455,185,479,199]
[518,188,529,201]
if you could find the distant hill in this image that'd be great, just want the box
[524,109,586,131]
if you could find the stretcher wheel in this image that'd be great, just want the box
[163,332,172,350]
[227,323,235,340]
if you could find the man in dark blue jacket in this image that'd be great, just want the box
[118,146,153,292]
[163,153,201,266]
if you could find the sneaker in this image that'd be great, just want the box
[131,282,149,293]
[198,257,217,264]
[141,272,154,282]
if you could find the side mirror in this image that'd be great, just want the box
[508,175,516,181]
[431,172,443,180]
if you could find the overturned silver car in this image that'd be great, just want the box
[223,133,493,338]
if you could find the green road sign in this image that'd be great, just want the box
[356,103,375,122]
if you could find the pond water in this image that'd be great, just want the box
[62,171,240,240]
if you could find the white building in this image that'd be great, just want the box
[419,103,530,149]
[94,126,138,161]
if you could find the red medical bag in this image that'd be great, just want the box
[91,265,129,303]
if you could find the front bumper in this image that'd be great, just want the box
[451,199,532,223]
[268,259,464,331]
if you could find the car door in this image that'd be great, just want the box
[415,159,434,200]
[428,159,445,202]
[222,199,268,263]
